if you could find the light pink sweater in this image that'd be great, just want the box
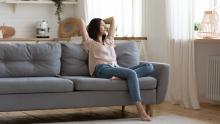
[82,38,118,76]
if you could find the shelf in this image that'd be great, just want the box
[195,38,220,44]
[4,0,78,4]
[3,0,78,13]
[0,37,147,42]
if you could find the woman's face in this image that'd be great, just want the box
[99,20,106,35]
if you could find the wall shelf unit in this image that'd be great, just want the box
[2,0,78,13]
[4,0,78,4]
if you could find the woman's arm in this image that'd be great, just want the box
[78,18,91,53]
[79,18,89,42]
[103,17,116,40]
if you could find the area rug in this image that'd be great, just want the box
[34,115,209,124]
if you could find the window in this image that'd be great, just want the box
[195,0,220,23]
[85,0,144,36]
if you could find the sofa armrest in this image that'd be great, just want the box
[140,61,170,104]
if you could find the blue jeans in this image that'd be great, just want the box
[94,63,154,102]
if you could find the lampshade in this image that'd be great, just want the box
[198,11,220,38]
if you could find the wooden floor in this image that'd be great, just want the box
[0,102,219,124]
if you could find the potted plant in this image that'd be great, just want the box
[51,0,65,23]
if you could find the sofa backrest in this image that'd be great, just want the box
[115,41,139,68]
[0,43,61,77]
[61,41,139,76]
[61,43,89,76]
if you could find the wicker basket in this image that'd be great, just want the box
[0,26,15,38]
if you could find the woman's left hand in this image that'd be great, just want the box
[105,39,113,45]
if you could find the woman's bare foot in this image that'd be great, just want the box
[136,101,151,121]
[139,110,151,121]
[111,76,120,80]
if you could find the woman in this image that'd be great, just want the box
[79,17,154,121]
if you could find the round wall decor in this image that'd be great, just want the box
[58,18,80,38]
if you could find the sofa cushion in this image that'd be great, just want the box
[61,43,89,76]
[0,77,74,94]
[0,43,61,77]
[115,41,139,68]
[61,76,157,91]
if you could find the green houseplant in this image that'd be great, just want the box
[51,0,65,23]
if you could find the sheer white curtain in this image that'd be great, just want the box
[166,0,200,109]
[84,0,143,36]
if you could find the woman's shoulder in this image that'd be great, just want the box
[83,37,93,43]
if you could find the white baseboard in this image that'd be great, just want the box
[199,98,220,105]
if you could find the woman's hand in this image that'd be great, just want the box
[103,17,115,24]
[103,17,115,40]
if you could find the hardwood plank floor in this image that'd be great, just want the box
[0,102,219,124]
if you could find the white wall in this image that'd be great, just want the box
[0,3,76,38]
[74,0,87,20]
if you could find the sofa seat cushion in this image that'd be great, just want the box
[61,76,157,91]
[0,77,74,94]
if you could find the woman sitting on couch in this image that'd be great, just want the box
[79,17,154,121]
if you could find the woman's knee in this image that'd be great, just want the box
[143,63,154,74]
[127,69,137,77]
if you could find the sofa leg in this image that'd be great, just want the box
[122,105,125,113]
[121,105,126,117]
[145,105,153,117]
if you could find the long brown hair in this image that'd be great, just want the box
[87,18,106,41]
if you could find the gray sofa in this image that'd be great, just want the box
[0,41,169,114]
